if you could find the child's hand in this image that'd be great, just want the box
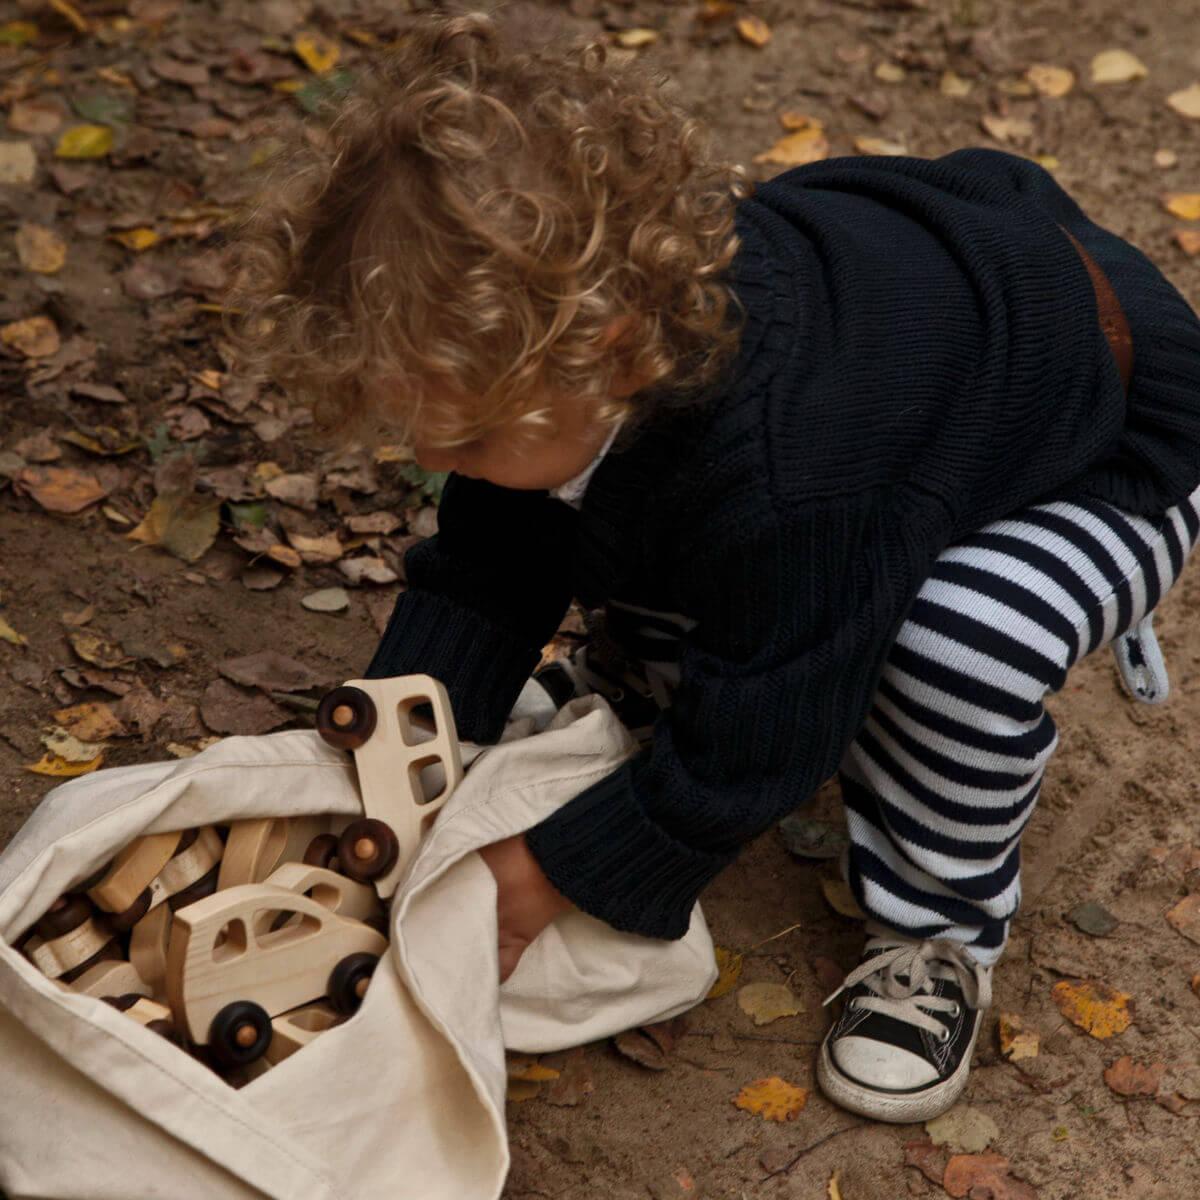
[477,834,573,982]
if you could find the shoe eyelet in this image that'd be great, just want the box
[937,1026,951,1044]
[949,1002,960,1018]
[848,998,859,1011]
[609,687,625,702]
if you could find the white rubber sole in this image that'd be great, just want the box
[815,1017,982,1124]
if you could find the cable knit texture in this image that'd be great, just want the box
[367,148,1200,940]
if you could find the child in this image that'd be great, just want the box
[230,13,1200,1123]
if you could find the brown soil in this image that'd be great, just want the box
[2,2,1199,1198]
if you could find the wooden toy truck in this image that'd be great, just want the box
[315,674,463,899]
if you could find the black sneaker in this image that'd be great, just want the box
[816,923,993,1123]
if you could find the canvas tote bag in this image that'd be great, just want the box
[0,693,717,1200]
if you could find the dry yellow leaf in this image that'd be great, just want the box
[24,751,103,777]
[875,61,906,84]
[779,111,822,132]
[0,616,26,646]
[1167,83,1200,120]
[828,1169,843,1200]
[53,702,124,742]
[1026,63,1075,98]
[1,315,60,358]
[345,28,378,46]
[706,946,744,1000]
[95,65,135,88]
[854,135,907,156]
[997,1011,1039,1060]
[821,876,866,918]
[1090,49,1147,85]
[1174,229,1200,257]
[736,15,771,48]
[980,113,1034,143]
[1163,192,1200,221]
[112,227,159,251]
[56,123,113,159]
[737,981,801,1026]
[616,28,658,48]
[752,128,829,167]
[1051,979,1132,1039]
[0,20,38,45]
[700,0,736,19]
[128,493,221,563]
[506,1060,561,1082]
[505,1078,541,1103]
[1034,154,1060,170]
[293,30,340,75]
[940,70,973,98]
[48,0,89,32]
[733,1076,808,1122]
[15,223,66,274]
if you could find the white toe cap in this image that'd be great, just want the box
[831,1035,939,1089]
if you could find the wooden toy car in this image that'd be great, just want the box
[87,832,182,930]
[265,1000,343,1065]
[315,675,463,899]
[218,816,329,891]
[164,883,386,1070]
[261,862,384,928]
[68,958,152,1000]
[23,895,114,981]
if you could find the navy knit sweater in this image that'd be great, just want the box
[367,148,1200,940]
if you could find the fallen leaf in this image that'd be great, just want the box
[8,97,66,134]
[241,564,285,590]
[24,752,103,776]
[1103,1055,1165,1097]
[1163,193,1200,221]
[199,678,290,736]
[821,876,866,919]
[853,135,907,156]
[505,1078,541,1103]
[736,15,770,47]
[1090,49,1147,85]
[925,1105,999,1154]
[1165,893,1200,944]
[53,702,125,741]
[286,531,343,565]
[72,381,128,404]
[780,815,848,859]
[545,1047,595,1106]
[875,62,906,83]
[616,28,658,48]
[737,981,801,1026]
[980,114,1034,143]
[1167,83,1200,120]
[506,1058,561,1083]
[219,651,322,693]
[128,493,221,562]
[827,1170,842,1200]
[0,21,38,46]
[997,1011,1039,1060]
[1174,229,1200,256]
[337,555,398,585]
[706,946,744,1000]
[779,111,822,132]
[48,0,90,33]
[752,128,830,166]
[68,629,132,669]
[940,71,973,98]
[1,315,60,358]
[15,223,67,274]
[123,259,179,300]
[344,511,403,535]
[942,1152,1037,1199]
[0,615,27,645]
[1051,979,1132,1039]
[15,431,59,462]
[112,227,160,251]
[265,472,319,511]
[0,140,37,184]
[294,30,339,75]
[301,587,349,613]
[613,1027,671,1070]
[1068,900,1119,937]
[733,1076,808,1122]
[1026,63,1074,97]
[1155,148,1178,169]
[41,727,106,763]
[903,1139,948,1186]
[16,466,106,513]
[56,123,113,159]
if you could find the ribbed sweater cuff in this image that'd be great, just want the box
[364,589,542,744]
[524,753,735,941]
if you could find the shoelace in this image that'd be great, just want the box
[822,924,993,1042]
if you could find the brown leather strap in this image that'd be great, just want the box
[1057,223,1133,395]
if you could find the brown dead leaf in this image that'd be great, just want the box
[0,615,27,646]
[943,1152,1038,1199]
[24,751,103,777]
[903,1139,948,1186]
[53,702,126,741]
[853,135,907,156]
[980,114,1034,143]
[1173,229,1200,256]
[8,97,66,134]
[733,1076,808,1122]
[613,1028,670,1070]
[736,15,771,47]
[752,128,829,166]
[940,71,973,98]
[199,678,290,736]
[1051,979,1132,1039]
[1103,1055,1165,1097]
[128,492,221,562]
[286,530,343,565]
[706,946,744,1000]
[337,555,398,585]
[265,472,319,511]
[505,1078,541,1103]
[1165,893,1200,944]
[821,876,866,918]
[779,111,822,132]
[68,629,133,669]
[875,62,906,83]
[2,315,61,358]
[0,141,37,185]
[15,223,67,273]
[219,651,322,693]
[545,1047,595,1107]
[1026,64,1074,97]
[345,511,403,535]
[997,1011,1039,1060]
[16,466,106,513]
[737,981,801,1026]
[15,430,59,463]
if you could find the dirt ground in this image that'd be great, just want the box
[3,0,1200,1196]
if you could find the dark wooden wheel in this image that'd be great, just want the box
[303,833,340,872]
[59,939,123,985]
[208,1001,272,1070]
[336,819,399,883]
[316,686,378,751]
[77,863,111,892]
[168,863,220,912]
[35,894,94,940]
[171,828,199,856]
[108,886,153,933]
[327,952,380,1016]
[101,993,144,1012]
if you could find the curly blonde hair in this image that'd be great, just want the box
[226,10,752,450]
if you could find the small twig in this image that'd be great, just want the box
[760,1121,864,1179]
[747,922,803,951]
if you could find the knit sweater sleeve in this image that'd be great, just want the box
[525,491,912,939]
[364,473,578,744]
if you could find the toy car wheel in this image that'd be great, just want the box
[303,833,340,871]
[101,993,144,1012]
[327,952,380,1016]
[35,894,94,940]
[169,863,220,912]
[208,1001,273,1070]
[108,886,153,933]
[316,686,378,751]
[171,828,199,856]
[336,819,399,882]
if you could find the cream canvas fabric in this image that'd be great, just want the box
[0,694,717,1200]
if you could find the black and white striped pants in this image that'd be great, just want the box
[581,485,1200,967]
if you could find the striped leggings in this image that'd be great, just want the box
[582,485,1200,968]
